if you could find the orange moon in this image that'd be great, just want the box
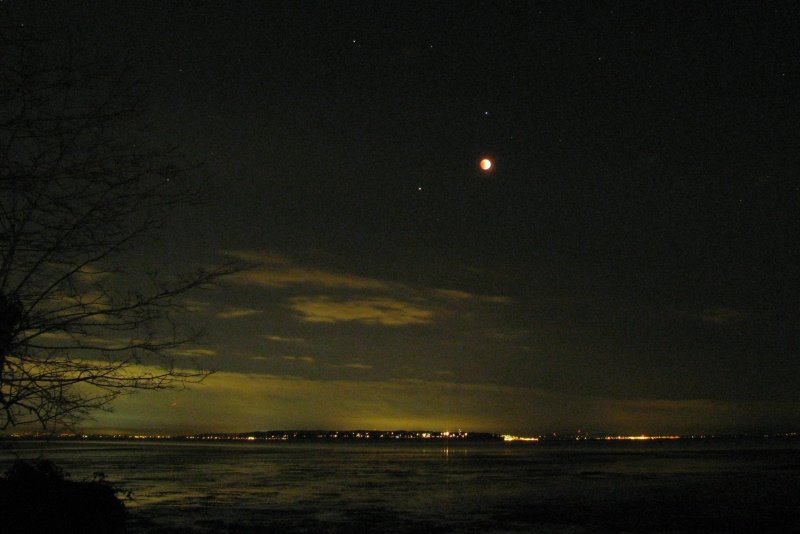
[480,158,492,171]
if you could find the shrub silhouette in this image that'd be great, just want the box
[0,459,126,533]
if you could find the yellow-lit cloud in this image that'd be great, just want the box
[181,299,210,312]
[289,296,434,326]
[226,251,515,304]
[433,288,513,305]
[25,331,148,352]
[220,251,514,333]
[223,250,293,265]
[164,348,218,358]
[226,250,388,290]
[341,363,373,370]
[45,290,112,323]
[283,356,316,364]
[264,335,306,344]
[216,306,262,319]
[234,267,389,290]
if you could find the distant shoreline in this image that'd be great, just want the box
[2,429,798,443]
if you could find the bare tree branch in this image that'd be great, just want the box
[0,22,240,432]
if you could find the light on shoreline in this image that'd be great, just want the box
[501,435,539,442]
[602,435,681,441]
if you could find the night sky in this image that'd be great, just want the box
[7,2,799,435]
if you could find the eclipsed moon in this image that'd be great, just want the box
[480,158,492,171]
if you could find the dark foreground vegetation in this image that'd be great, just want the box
[0,459,126,534]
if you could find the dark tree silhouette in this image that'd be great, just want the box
[0,23,235,430]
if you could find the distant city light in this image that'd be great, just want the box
[502,435,539,442]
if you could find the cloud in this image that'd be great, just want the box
[283,356,316,364]
[216,306,262,319]
[76,264,113,282]
[217,250,515,336]
[226,250,387,290]
[481,295,515,305]
[433,289,474,301]
[181,299,210,312]
[434,288,513,305]
[339,363,373,370]
[289,296,434,326]
[25,331,141,352]
[223,250,293,265]
[164,348,218,358]
[235,267,388,290]
[222,251,513,330]
[46,290,112,322]
[264,335,306,344]
[25,331,79,344]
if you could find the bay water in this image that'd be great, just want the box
[2,438,799,532]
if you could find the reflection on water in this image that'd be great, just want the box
[2,439,799,532]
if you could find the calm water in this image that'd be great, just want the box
[2,439,799,532]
